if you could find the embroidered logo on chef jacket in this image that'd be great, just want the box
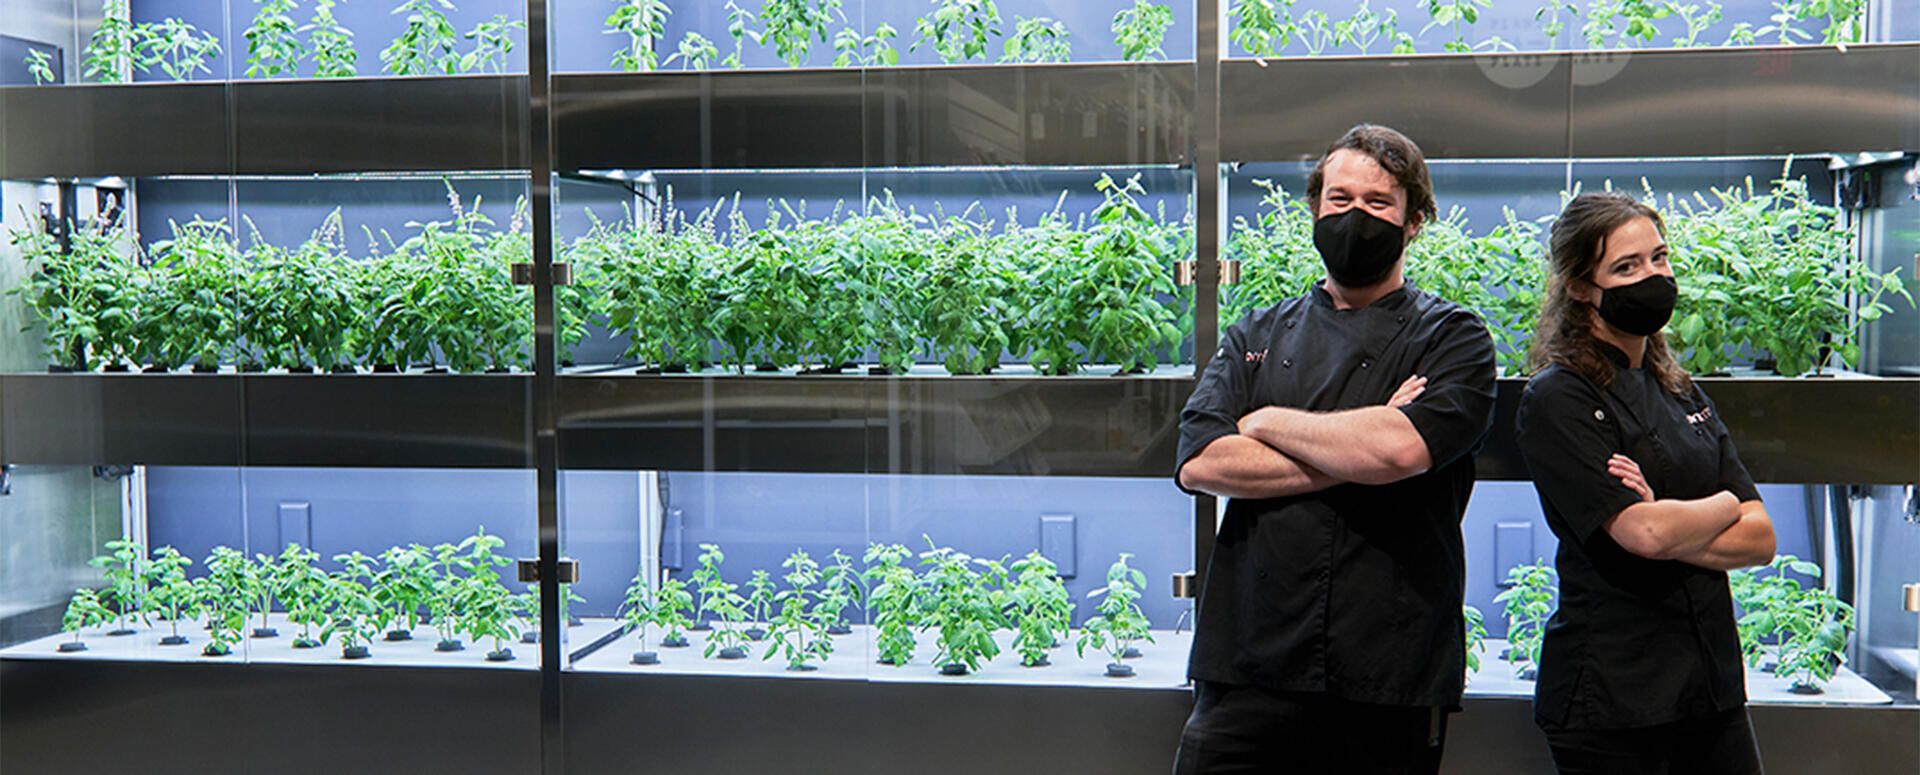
[1686,406,1713,425]
[1244,349,1267,363]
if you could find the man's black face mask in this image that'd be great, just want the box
[1313,208,1405,289]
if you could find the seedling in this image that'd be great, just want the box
[918,540,1007,676]
[1001,16,1070,63]
[863,542,921,665]
[146,547,199,646]
[304,0,358,76]
[382,0,462,75]
[275,545,331,647]
[620,569,662,664]
[911,0,1002,64]
[654,578,695,648]
[1112,1,1174,61]
[247,549,286,638]
[665,32,719,70]
[322,555,381,659]
[132,18,224,81]
[462,570,526,661]
[1494,561,1557,680]
[25,49,56,85]
[607,0,672,72]
[765,550,834,671]
[760,0,842,66]
[427,541,466,649]
[201,547,254,656]
[689,543,726,631]
[83,0,140,82]
[816,549,863,635]
[374,544,436,640]
[721,1,759,69]
[1076,553,1154,678]
[1419,0,1490,52]
[1005,551,1073,667]
[460,14,524,74]
[1463,604,1487,677]
[60,588,113,652]
[88,538,148,635]
[1228,0,1298,57]
[743,570,775,641]
[1774,585,1855,694]
[700,565,751,660]
[244,0,307,77]
[832,24,898,67]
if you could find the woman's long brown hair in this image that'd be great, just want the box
[1529,192,1693,395]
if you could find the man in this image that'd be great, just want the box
[1172,124,1497,774]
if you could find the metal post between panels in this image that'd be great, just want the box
[1193,0,1222,597]
[525,0,562,773]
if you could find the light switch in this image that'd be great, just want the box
[278,502,310,551]
[1041,513,1076,579]
[1495,522,1533,587]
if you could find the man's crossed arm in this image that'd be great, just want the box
[1178,376,1432,498]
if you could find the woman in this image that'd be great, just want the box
[1516,192,1776,774]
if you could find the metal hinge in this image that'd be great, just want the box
[1174,260,1241,287]
[1173,571,1199,599]
[510,263,573,286]
[1904,583,1919,613]
[517,558,579,584]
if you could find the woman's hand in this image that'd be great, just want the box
[1608,454,1655,502]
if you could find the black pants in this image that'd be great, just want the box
[1543,707,1764,775]
[1172,681,1448,775]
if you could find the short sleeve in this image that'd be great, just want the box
[1396,309,1498,469]
[1176,321,1258,496]
[1700,389,1762,504]
[1515,371,1645,545]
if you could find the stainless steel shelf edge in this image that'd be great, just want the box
[554,62,1195,171]
[1,374,1910,483]
[1223,44,1919,161]
[2,76,529,179]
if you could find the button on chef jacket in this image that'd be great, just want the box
[1516,342,1761,729]
[1176,282,1497,709]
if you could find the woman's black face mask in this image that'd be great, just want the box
[1594,273,1678,337]
[1313,208,1406,288]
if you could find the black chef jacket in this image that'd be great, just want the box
[1515,343,1761,730]
[1176,282,1497,709]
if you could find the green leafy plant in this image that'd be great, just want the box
[133,17,224,81]
[275,544,331,647]
[722,1,760,69]
[1754,1,1812,44]
[1665,1,1723,46]
[1112,0,1174,61]
[370,187,531,372]
[145,546,199,645]
[1774,584,1855,693]
[1000,16,1070,63]
[919,205,1014,374]
[83,0,140,83]
[689,543,726,630]
[304,0,358,76]
[1731,554,1821,669]
[1796,0,1865,43]
[743,569,776,640]
[1224,178,1328,328]
[608,0,672,72]
[144,218,242,372]
[426,541,467,648]
[245,549,287,638]
[832,24,899,67]
[911,0,1002,64]
[1407,206,1546,375]
[1581,0,1670,47]
[88,538,148,634]
[1021,174,1183,374]
[1463,604,1488,676]
[245,0,307,77]
[667,32,720,69]
[764,549,834,670]
[60,588,114,651]
[816,549,863,634]
[1005,551,1073,667]
[851,195,931,373]
[620,570,662,661]
[8,208,143,370]
[1331,1,1415,55]
[1493,561,1557,679]
[323,551,381,658]
[1076,553,1154,677]
[699,572,750,659]
[1228,0,1298,57]
[654,577,695,647]
[918,540,1006,675]
[460,562,525,660]
[383,0,462,75]
[461,13,525,74]
[240,212,361,370]
[201,547,254,656]
[863,542,921,665]
[760,0,842,67]
[1420,0,1491,52]
[373,544,436,639]
[25,49,56,85]
[582,198,720,370]
[1535,0,1581,40]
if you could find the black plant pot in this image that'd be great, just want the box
[142,364,171,373]
[718,646,748,660]
[662,364,689,374]
[485,367,510,374]
[660,634,689,648]
[46,364,76,374]
[520,630,539,644]
[1519,667,1538,681]
[384,630,412,642]
[202,644,231,657]
[486,649,515,662]
[1105,663,1135,678]
[424,367,449,375]
[191,364,219,374]
[372,363,399,373]
[160,635,189,646]
[342,645,371,660]
[252,627,279,639]
[102,364,130,373]
[787,663,819,672]
[631,651,660,665]
[292,638,320,649]
[635,366,662,375]
[1790,682,1825,695]
[57,641,87,652]
[286,365,313,374]
[436,639,464,652]
[1023,655,1051,668]
[867,366,895,376]
[744,628,767,641]
[1120,646,1142,659]
[826,624,851,636]
[108,628,136,637]
[689,622,713,632]
[876,657,896,666]
[754,363,780,373]
[569,615,582,627]
[938,663,969,676]
[329,365,357,374]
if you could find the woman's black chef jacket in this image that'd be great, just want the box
[1176,282,1497,709]
[1515,343,1762,730]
